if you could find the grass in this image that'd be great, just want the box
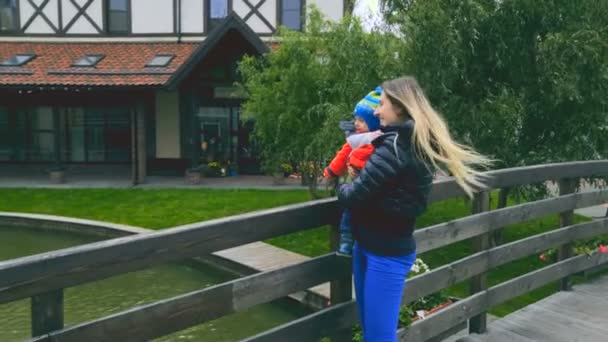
[0,188,600,317]
[0,188,312,229]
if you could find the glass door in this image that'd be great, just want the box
[197,106,239,166]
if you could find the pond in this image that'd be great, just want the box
[0,225,310,341]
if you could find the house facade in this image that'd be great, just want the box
[0,0,345,183]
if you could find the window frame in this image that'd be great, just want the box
[0,53,36,67]
[105,0,131,35]
[0,0,19,34]
[279,0,304,31]
[72,54,105,68]
[145,54,175,68]
[206,0,230,34]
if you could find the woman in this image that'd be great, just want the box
[339,76,491,341]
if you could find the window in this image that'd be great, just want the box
[145,54,174,67]
[281,0,302,30]
[0,107,10,160]
[0,54,35,67]
[208,0,228,32]
[72,54,105,67]
[0,0,18,33]
[107,0,129,34]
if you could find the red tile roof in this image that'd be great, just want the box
[0,42,198,87]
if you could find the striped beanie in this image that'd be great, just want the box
[353,86,382,131]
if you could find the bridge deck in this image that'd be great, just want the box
[459,274,608,342]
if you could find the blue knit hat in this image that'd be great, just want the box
[353,86,382,131]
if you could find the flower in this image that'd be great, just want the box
[539,253,547,261]
[598,245,608,254]
[410,258,430,276]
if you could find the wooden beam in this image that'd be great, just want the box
[243,301,358,342]
[469,191,490,333]
[414,189,608,253]
[0,199,338,304]
[403,219,608,305]
[31,290,63,337]
[557,178,577,291]
[398,252,608,342]
[329,224,353,342]
[31,254,347,342]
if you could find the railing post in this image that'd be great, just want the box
[329,223,352,342]
[557,178,576,291]
[31,289,64,337]
[469,191,490,334]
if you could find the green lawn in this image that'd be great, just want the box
[0,189,312,229]
[0,188,598,317]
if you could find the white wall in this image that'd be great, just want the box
[62,0,104,34]
[180,0,204,33]
[308,0,344,22]
[132,0,174,34]
[21,0,60,34]
[155,91,181,159]
[233,0,276,34]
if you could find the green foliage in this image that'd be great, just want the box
[239,7,405,176]
[385,0,608,168]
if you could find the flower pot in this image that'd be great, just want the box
[49,170,66,184]
[273,173,286,185]
[185,169,202,185]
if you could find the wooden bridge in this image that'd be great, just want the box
[0,160,607,342]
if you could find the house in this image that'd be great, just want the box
[0,0,345,183]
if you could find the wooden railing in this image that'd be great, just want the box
[0,160,607,342]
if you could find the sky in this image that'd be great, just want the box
[352,0,386,32]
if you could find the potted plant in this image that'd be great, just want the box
[48,164,66,184]
[207,161,223,177]
[273,163,293,185]
[185,166,202,185]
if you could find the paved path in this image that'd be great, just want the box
[457,275,608,342]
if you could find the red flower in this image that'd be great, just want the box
[539,253,547,261]
[598,245,608,254]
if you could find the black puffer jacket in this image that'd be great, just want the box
[338,120,434,256]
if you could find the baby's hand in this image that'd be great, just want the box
[347,166,359,178]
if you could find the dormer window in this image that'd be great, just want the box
[146,54,174,68]
[0,54,35,67]
[72,54,105,67]
[0,0,18,33]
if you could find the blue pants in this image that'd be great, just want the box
[353,242,416,342]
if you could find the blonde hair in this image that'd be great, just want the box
[383,76,492,197]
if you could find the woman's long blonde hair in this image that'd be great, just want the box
[383,76,492,197]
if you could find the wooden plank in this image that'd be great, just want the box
[557,178,576,291]
[403,219,608,305]
[469,191,490,334]
[242,301,358,342]
[398,252,608,342]
[414,189,608,254]
[0,198,338,304]
[31,289,63,337]
[329,224,353,342]
[428,160,608,203]
[30,254,348,342]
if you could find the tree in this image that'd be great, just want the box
[382,0,608,168]
[383,0,607,244]
[239,7,405,196]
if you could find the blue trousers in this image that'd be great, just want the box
[353,242,416,342]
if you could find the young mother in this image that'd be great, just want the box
[339,76,491,341]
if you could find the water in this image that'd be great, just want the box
[0,226,310,341]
